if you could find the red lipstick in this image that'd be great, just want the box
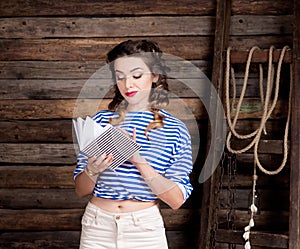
[125,91,137,97]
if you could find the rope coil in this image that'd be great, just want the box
[225,45,292,175]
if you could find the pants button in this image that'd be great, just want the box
[115,215,120,220]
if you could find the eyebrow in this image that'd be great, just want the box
[115,67,144,73]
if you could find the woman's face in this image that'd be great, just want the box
[114,56,158,111]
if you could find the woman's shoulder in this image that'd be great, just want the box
[160,110,192,146]
[160,110,190,133]
[160,110,185,126]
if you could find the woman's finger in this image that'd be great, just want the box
[104,154,114,164]
[92,153,106,166]
[132,127,137,142]
[88,156,97,164]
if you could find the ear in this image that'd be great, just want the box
[152,73,159,83]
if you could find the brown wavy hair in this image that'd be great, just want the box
[106,39,169,139]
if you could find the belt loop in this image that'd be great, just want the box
[132,212,139,226]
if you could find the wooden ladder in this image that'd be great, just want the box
[198,0,300,248]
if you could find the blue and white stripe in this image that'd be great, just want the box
[74,109,193,202]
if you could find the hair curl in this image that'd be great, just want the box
[106,40,170,139]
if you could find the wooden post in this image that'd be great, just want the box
[289,1,300,248]
[198,0,231,248]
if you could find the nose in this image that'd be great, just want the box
[124,76,134,89]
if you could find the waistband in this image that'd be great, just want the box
[86,201,161,219]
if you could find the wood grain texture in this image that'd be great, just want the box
[0,37,213,61]
[0,0,292,17]
[232,0,293,15]
[0,60,211,79]
[289,1,300,248]
[0,16,215,38]
[216,229,288,248]
[0,36,292,61]
[0,0,216,16]
[0,166,75,188]
[0,16,292,39]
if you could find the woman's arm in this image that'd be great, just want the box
[75,171,97,198]
[75,154,113,198]
[130,154,184,210]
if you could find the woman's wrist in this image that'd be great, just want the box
[131,159,149,167]
[84,165,99,183]
[85,164,98,176]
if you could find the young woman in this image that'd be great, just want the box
[74,39,193,249]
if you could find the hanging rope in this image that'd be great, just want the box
[225,45,292,249]
[225,45,292,175]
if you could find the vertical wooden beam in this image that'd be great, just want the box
[198,0,231,248]
[289,1,300,248]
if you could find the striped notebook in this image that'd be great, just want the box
[73,117,141,170]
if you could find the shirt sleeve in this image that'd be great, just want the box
[164,125,194,202]
[74,151,88,180]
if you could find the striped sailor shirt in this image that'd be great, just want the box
[74,109,194,202]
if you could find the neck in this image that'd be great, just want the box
[127,104,150,112]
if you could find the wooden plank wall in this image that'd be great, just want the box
[213,1,294,249]
[0,0,294,248]
[289,2,300,249]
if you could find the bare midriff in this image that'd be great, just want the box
[90,196,158,213]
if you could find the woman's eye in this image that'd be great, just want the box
[116,72,143,82]
[133,74,142,79]
[116,76,125,81]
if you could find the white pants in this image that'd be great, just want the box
[80,202,169,249]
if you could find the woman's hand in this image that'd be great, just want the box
[75,153,113,198]
[86,154,114,175]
